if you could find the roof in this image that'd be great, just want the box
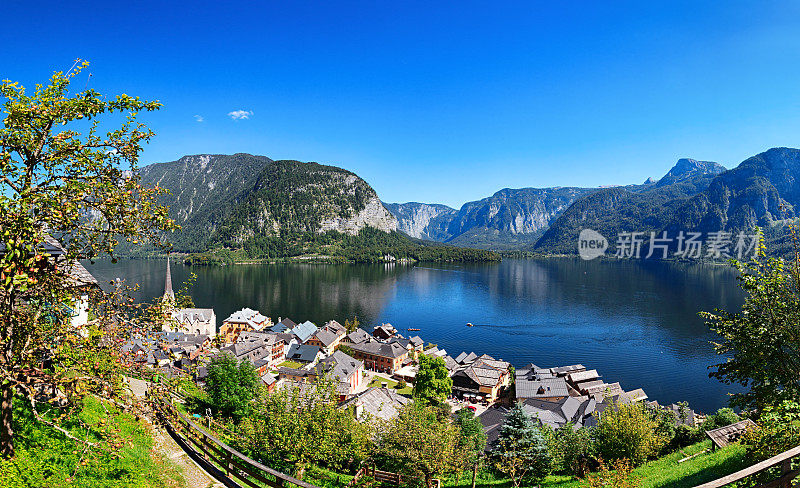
[516,376,569,399]
[278,366,312,378]
[567,369,600,384]
[409,336,424,347]
[310,328,339,347]
[315,350,363,385]
[324,320,346,336]
[349,341,408,359]
[551,364,586,376]
[286,344,321,363]
[478,407,510,447]
[278,317,298,329]
[261,372,277,386]
[290,321,319,343]
[341,387,411,422]
[346,328,371,344]
[224,308,269,329]
[706,419,757,449]
[172,308,215,324]
[452,356,510,388]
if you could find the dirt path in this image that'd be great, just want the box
[152,423,225,488]
[125,377,225,488]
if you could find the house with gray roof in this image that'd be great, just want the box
[314,350,364,398]
[290,321,319,344]
[343,328,372,345]
[341,386,411,422]
[451,354,511,403]
[286,344,323,365]
[348,340,409,374]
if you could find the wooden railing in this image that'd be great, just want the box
[694,445,800,488]
[351,466,440,488]
[153,396,321,488]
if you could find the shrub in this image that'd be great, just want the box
[581,458,641,488]
[593,400,668,466]
[552,424,592,477]
[396,379,407,390]
[701,408,739,432]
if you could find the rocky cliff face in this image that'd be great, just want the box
[320,197,398,234]
[382,202,457,240]
[139,153,397,252]
[386,187,595,250]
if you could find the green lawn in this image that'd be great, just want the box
[278,359,306,370]
[441,441,748,488]
[0,395,185,488]
[368,375,412,395]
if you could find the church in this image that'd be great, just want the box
[161,256,217,338]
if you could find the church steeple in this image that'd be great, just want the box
[163,254,175,302]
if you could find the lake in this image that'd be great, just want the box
[87,258,745,413]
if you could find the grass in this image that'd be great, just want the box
[0,395,185,488]
[441,441,748,488]
[279,359,306,370]
[368,375,412,395]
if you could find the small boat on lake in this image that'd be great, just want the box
[466,322,474,327]
[407,328,420,331]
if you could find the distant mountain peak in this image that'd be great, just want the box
[655,158,726,187]
[643,177,656,184]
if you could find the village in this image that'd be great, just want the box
[122,260,701,441]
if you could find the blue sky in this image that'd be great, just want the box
[3,1,800,208]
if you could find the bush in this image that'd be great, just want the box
[593,400,668,466]
[581,458,641,488]
[552,424,592,477]
[700,408,739,432]
[396,379,407,390]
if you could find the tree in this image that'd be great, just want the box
[378,402,462,488]
[491,402,552,488]
[0,62,174,458]
[552,424,591,477]
[344,316,360,333]
[593,399,667,466]
[204,353,260,420]
[453,408,487,488]
[237,377,373,478]
[412,355,452,406]
[702,237,800,411]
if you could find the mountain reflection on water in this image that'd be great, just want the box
[87,258,744,413]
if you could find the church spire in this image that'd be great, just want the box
[163,254,175,302]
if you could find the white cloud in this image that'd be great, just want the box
[194,114,204,123]
[227,110,253,120]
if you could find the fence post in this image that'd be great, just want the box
[781,458,792,488]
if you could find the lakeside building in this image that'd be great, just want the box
[348,341,408,374]
[372,323,397,340]
[450,353,512,403]
[342,328,373,345]
[305,324,345,355]
[220,308,272,344]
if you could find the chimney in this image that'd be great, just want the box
[355,404,363,419]
[381,382,388,389]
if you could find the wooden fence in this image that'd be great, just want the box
[153,397,321,488]
[694,444,800,488]
[351,465,440,488]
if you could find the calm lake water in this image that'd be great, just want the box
[87,258,745,413]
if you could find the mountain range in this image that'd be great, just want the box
[137,147,800,260]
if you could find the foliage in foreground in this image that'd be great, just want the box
[702,236,800,411]
[593,400,668,466]
[491,402,552,487]
[0,395,183,488]
[204,352,260,420]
